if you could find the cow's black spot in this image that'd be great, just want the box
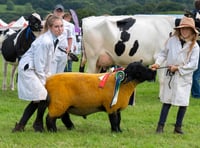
[121,31,130,42]
[1,14,42,62]
[1,33,18,62]
[129,40,139,56]
[115,41,125,56]
[116,18,136,31]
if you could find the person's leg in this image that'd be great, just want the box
[68,60,72,72]
[156,103,171,133]
[12,101,38,132]
[33,100,48,132]
[191,58,200,98]
[64,60,73,72]
[64,63,68,72]
[174,106,187,134]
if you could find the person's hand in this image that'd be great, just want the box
[168,65,178,72]
[151,64,160,71]
[66,48,70,54]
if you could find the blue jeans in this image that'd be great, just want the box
[158,103,186,127]
[64,60,72,72]
[191,58,200,98]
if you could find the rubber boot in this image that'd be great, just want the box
[156,124,164,133]
[174,126,184,134]
[33,100,47,132]
[12,123,25,132]
[12,101,38,132]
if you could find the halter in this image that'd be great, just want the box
[25,26,36,41]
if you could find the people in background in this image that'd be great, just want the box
[63,12,77,72]
[51,4,73,74]
[151,17,199,134]
[12,15,63,132]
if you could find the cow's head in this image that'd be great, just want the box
[28,13,42,32]
[123,60,156,83]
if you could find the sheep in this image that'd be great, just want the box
[45,61,156,132]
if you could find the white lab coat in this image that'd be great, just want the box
[17,30,55,101]
[51,33,68,74]
[51,19,73,74]
[155,36,199,106]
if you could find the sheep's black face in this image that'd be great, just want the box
[124,61,156,83]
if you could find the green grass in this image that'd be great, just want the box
[0,55,200,148]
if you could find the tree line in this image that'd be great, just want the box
[0,0,194,23]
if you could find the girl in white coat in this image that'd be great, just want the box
[12,15,64,132]
[151,17,199,134]
[51,4,73,74]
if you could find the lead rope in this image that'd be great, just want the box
[166,69,175,89]
[157,66,175,89]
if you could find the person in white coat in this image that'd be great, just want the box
[63,12,77,72]
[51,4,73,74]
[151,16,199,134]
[12,15,64,132]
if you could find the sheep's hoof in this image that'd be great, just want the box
[111,128,122,133]
[46,115,57,132]
[67,125,75,130]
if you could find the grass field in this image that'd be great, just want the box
[0,56,200,148]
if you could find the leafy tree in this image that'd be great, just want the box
[156,1,184,12]
[0,0,6,4]
[6,0,14,11]
[112,7,127,15]
[143,2,157,14]
[24,3,35,13]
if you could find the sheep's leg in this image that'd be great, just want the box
[46,114,57,132]
[108,111,122,132]
[61,112,75,130]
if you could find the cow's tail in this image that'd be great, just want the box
[79,41,87,72]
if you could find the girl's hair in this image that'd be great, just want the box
[42,14,61,33]
[63,12,71,19]
[173,28,198,56]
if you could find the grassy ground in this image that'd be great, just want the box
[0,56,200,148]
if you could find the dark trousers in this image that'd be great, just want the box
[19,100,47,126]
[158,103,187,127]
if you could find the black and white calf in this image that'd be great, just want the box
[0,13,42,90]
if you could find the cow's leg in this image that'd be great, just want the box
[108,111,122,132]
[10,64,17,91]
[79,48,87,72]
[61,112,75,130]
[2,61,8,90]
[46,114,57,132]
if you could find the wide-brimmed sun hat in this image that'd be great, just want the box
[174,16,199,34]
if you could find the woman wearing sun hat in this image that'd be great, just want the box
[151,16,199,134]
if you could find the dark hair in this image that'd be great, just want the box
[195,0,200,10]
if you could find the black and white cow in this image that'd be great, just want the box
[79,15,179,97]
[80,15,177,73]
[0,13,42,90]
